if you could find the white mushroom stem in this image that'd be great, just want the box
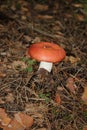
[39,61,53,72]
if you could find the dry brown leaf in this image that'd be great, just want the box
[21,15,27,20]
[55,94,61,105]
[34,4,48,11]
[68,56,80,64]
[72,3,83,8]
[0,123,3,128]
[76,14,85,21]
[64,13,73,18]
[83,125,87,130]
[23,35,32,42]
[5,93,14,103]
[21,7,29,12]
[0,72,6,78]
[14,113,34,128]
[10,5,16,11]
[0,52,7,56]
[81,87,87,104]
[3,113,34,130]
[32,37,41,43]
[66,77,76,93]
[4,118,24,130]
[0,98,5,104]
[0,108,11,126]
[37,15,53,19]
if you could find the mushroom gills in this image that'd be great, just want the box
[39,61,53,72]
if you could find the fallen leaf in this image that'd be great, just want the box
[37,15,53,19]
[0,52,7,56]
[34,4,48,11]
[72,3,83,8]
[32,37,41,43]
[57,86,64,91]
[75,14,85,21]
[5,93,14,103]
[68,56,80,64]
[4,118,24,130]
[63,13,73,18]
[14,113,34,128]
[0,72,6,78]
[21,7,29,12]
[0,108,11,126]
[83,125,87,130]
[55,94,61,105]
[66,77,76,93]
[81,87,87,104]
[23,35,32,42]
[21,15,27,20]
[10,5,16,11]
[3,112,34,130]
[0,124,4,129]
[0,98,5,104]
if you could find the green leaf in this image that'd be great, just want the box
[27,60,36,65]
[39,93,50,103]
[25,67,33,72]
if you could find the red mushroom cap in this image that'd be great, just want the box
[28,42,66,63]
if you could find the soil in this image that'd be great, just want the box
[0,0,87,130]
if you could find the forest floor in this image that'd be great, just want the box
[0,0,87,130]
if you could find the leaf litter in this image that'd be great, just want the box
[0,0,87,130]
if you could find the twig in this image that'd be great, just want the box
[28,97,45,101]
[28,23,66,39]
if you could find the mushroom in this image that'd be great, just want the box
[27,42,66,72]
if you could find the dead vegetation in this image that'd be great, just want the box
[0,0,87,130]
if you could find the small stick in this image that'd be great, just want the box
[28,23,65,39]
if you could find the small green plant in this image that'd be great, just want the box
[83,112,87,118]
[21,57,36,72]
[52,107,59,115]
[63,114,72,120]
[39,93,51,103]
